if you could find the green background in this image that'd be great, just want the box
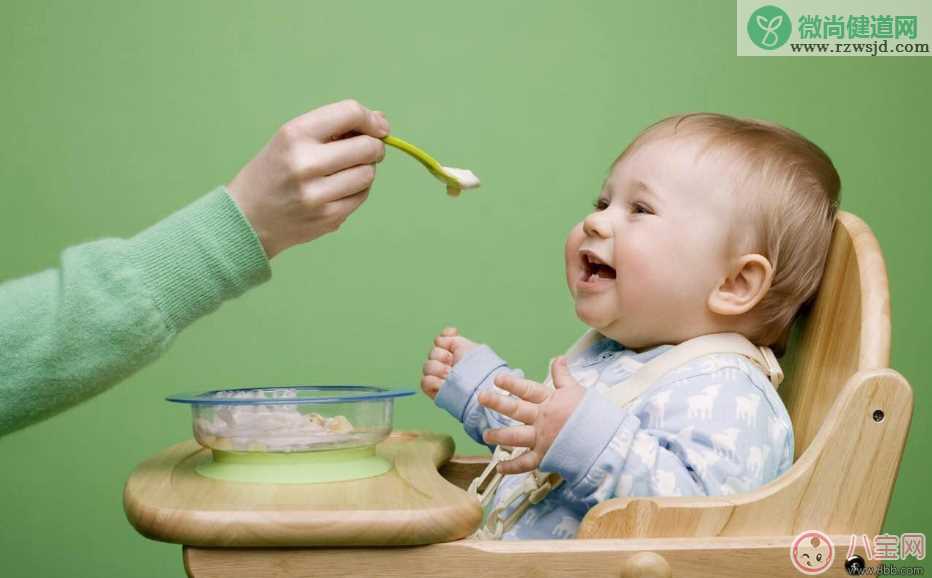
[1,1,929,576]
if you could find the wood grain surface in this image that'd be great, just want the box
[183,534,877,578]
[123,431,483,546]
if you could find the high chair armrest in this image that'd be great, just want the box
[440,454,491,491]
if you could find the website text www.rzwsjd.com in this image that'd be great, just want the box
[789,39,930,55]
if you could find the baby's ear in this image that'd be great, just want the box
[707,254,773,317]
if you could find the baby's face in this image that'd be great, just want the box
[795,535,832,571]
[564,134,742,349]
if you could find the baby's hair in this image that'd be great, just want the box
[616,113,841,351]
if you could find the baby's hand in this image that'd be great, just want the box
[420,326,479,400]
[228,99,390,259]
[478,357,586,475]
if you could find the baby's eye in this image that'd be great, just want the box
[630,202,653,215]
[593,198,610,211]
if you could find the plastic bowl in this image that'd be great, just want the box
[166,385,415,454]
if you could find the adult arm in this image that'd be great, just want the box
[0,187,268,436]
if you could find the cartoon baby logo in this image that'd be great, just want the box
[790,530,834,574]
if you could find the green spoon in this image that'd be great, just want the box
[382,135,480,197]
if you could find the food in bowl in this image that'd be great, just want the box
[167,385,414,453]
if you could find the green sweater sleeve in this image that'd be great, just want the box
[0,186,271,436]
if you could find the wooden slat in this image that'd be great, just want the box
[183,534,879,578]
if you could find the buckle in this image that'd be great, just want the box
[529,472,563,504]
[757,346,784,388]
[468,445,515,507]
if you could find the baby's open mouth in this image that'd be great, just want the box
[582,252,616,281]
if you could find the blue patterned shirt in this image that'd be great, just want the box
[434,336,794,540]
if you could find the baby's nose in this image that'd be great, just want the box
[583,212,612,238]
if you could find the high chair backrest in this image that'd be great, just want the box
[777,211,891,459]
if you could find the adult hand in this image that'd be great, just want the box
[228,99,391,259]
[478,357,587,474]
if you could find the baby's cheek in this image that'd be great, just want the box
[615,238,656,286]
[615,244,676,312]
[564,225,585,287]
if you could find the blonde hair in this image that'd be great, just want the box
[615,113,840,350]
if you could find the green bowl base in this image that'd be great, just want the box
[195,445,392,484]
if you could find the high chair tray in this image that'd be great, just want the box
[123,431,483,547]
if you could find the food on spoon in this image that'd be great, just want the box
[441,166,481,196]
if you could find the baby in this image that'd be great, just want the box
[420,113,840,540]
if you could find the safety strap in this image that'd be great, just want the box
[601,331,783,408]
[466,331,783,540]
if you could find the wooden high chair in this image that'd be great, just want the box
[134,211,914,578]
